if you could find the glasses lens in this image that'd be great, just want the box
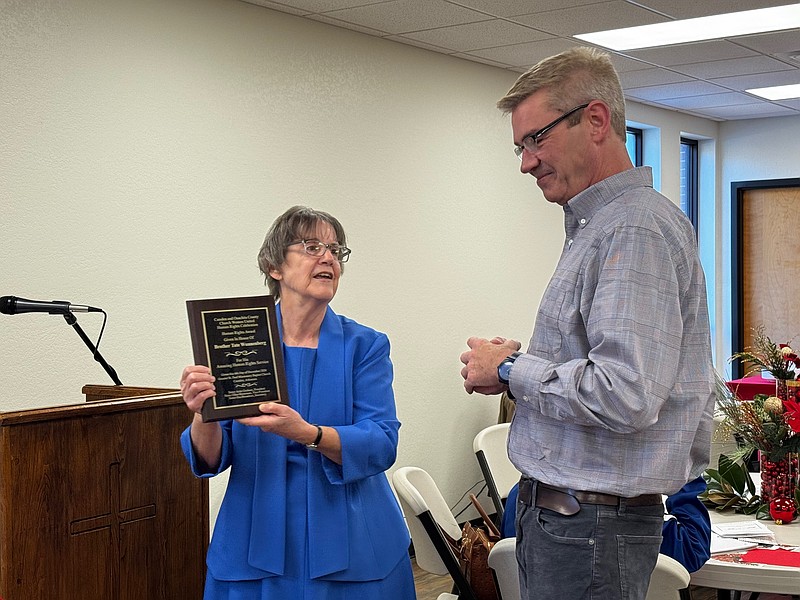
[515,136,537,159]
[303,240,324,256]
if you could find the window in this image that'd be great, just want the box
[680,138,698,231]
[626,127,642,167]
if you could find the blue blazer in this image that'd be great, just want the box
[181,306,410,581]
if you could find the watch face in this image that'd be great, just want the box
[498,359,513,384]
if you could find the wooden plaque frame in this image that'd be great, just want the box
[186,295,288,422]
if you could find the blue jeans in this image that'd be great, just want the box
[515,483,664,600]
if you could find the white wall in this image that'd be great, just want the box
[3,0,787,523]
[0,0,554,520]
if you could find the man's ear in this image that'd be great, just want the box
[585,100,612,139]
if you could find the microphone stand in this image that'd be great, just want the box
[62,311,123,385]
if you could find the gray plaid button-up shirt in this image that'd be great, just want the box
[507,167,714,497]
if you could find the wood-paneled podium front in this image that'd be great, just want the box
[0,385,208,599]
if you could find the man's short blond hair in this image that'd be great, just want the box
[497,47,627,141]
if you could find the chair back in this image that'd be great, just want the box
[487,537,520,600]
[644,554,691,600]
[473,423,521,522]
[392,466,477,600]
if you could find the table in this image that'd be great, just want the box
[691,504,800,599]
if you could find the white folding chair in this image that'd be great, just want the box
[473,423,521,524]
[392,466,478,600]
[487,537,520,600]
[645,554,692,600]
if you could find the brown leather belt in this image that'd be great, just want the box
[518,477,662,516]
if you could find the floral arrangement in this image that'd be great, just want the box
[731,325,800,381]
[714,372,800,463]
[704,328,800,520]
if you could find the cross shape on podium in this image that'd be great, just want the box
[69,462,156,596]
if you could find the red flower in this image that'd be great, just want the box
[783,399,800,433]
[779,344,800,371]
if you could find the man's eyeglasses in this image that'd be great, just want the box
[514,102,590,159]
[288,239,351,263]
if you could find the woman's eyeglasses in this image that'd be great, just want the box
[288,239,351,263]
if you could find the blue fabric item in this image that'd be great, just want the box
[501,476,711,573]
[180,305,414,598]
[660,476,711,572]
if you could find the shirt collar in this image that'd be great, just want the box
[564,166,654,226]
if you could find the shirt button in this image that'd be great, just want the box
[579,218,587,225]
[567,239,573,247]
[523,396,529,402]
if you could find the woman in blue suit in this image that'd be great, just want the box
[180,206,416,599]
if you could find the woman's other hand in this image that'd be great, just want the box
[180,365,216,414]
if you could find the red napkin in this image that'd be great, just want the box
[740,548,800,567]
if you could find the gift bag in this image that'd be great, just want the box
[444,494,501,600]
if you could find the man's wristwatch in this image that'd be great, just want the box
[305,425,323,449]
[497,352,522,386]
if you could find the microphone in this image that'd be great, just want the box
[0,296,102,315]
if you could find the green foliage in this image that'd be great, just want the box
[701,453,761,514]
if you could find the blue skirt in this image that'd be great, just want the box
[203,552,416,600]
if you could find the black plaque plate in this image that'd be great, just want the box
[186,295,288,422]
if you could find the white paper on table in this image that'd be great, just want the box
[712,520,773,537]
[710,531,759,554]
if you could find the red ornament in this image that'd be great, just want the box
[770,497,797,524]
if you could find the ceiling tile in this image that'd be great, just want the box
[618,67,693,88]
[710,69,800,91]
[253,0,396,12]
[631,0,792,19]
[513,1,669,37]
[448,0,604,18]
[239,0,310,15]
[464,36,579,68]
[398,19,548,52]
[382,34,453,53]
[624,40,760,67]
[733,29,800,55]
[322,0,488,34]
[656,91,761,110]
[450,52,518,68]
[308,14,390,36]
[626,80,730,101]
[606,53,658,73]
[776,97,800,110]
[705,103,799,119]
[672,55,795,79]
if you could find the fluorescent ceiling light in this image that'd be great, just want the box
[747,83,800,100]
[575,4,800,51]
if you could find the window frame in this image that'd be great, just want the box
[680,137,699,232]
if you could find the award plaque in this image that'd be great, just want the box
[186,295,288,422]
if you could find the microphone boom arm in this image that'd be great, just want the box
[62,312,123,386]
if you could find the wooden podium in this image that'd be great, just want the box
[0,385,208,599]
